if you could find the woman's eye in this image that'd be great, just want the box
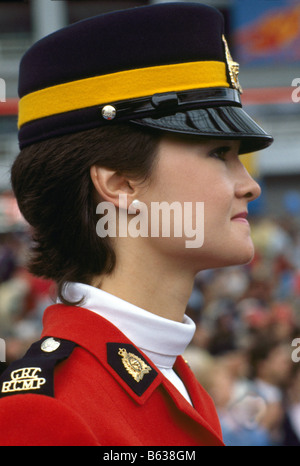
[209,148,228,161]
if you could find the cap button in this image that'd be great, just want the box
[102,105,117,120]
[41,337,61,353]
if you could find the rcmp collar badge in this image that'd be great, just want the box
[107,343,158,398]
[118,348,152,383]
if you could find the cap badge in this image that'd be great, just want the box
[118,348,152,383]
[222,35,243,94]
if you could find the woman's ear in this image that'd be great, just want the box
[90,165,136,209]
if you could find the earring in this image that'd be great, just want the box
[130,199,142,214]
[131,199,140,208]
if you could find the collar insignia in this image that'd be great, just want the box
[118,348,152,383]
[107,343,158,398]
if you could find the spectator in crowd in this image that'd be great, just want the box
[0,230,53,364]
[283,364,300,446]
[248,338,292,444]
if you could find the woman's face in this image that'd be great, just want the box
[139,134,261,272]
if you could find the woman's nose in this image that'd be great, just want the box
[235,163,262,202]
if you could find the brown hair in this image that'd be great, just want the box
[11,124,161,304]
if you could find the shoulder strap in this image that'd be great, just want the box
[0,337,77,399]
[0,363,8,378]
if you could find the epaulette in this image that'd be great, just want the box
[0,337,77,399]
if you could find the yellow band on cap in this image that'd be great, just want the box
[18,61,229,128]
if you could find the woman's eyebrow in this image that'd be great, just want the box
[210,145,232,152]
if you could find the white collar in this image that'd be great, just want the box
[60,282,196,370]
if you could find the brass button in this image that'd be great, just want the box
[102,105,117,120]
[41,338,61,353]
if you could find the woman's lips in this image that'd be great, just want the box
[231,212,249,224]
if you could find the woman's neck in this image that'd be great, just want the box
[92,244,195,323]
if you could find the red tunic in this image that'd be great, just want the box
[0,304,224,446]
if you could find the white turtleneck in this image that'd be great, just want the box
[59,282,196,404]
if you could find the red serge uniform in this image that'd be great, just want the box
[0,304,224,446]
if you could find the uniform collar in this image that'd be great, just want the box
[42,304,163,405]
[41,304,224,444]
[59,282,196,371]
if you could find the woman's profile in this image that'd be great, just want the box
[0,3,273,446]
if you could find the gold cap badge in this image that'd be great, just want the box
[222,35,243,94]
[118,348,152,383]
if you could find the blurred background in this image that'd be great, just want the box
[0,0,300,446]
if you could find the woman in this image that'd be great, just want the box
[0,3,273,446]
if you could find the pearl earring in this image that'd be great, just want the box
[132,199,140,208]
[130,199,142,214]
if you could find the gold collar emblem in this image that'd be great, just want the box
[118,348,152,382]
[222,35,243,94]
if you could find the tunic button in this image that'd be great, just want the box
[41,337,61,353]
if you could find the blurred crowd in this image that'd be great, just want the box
[0,230,54,364]
[185,214,300,446]
[0,209,300,446]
